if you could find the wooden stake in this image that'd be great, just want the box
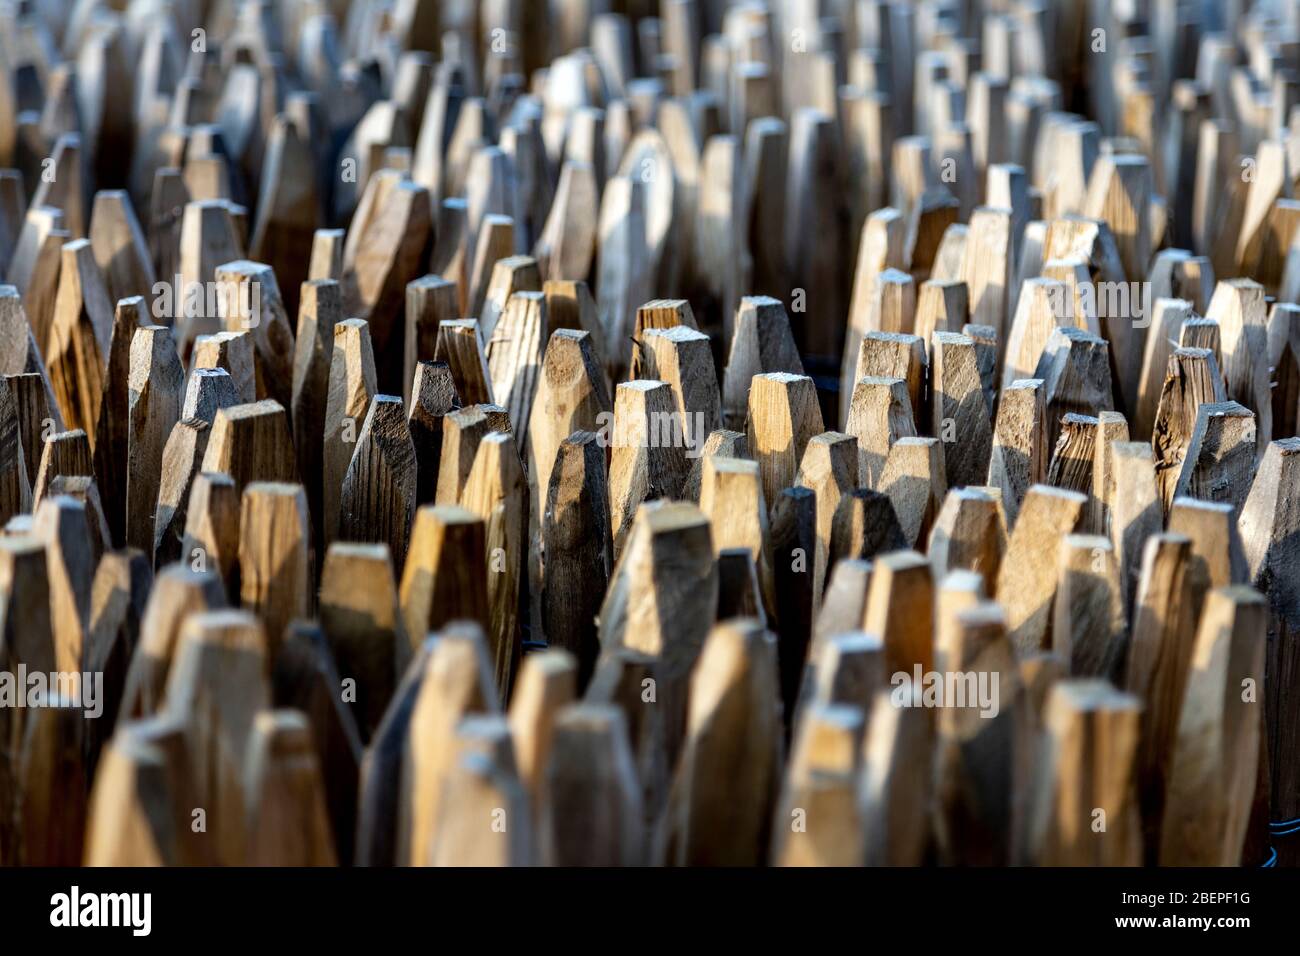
[932,602,1020,865]
[829,488,907,568]
[508,649,577,808]
[932,330,992,488]
[1159,586,1266,865]
[608,380,690,556]
[291,279,342,548]
[459,430,526,704]
[659,618,780,865]
[1172,401,1257,516]
[238,482,311,661]
[319,542,406,742]
[861,686,933,866]
[1053,534,1125,677]
[488,298,552,450]
[746,372,824,516]
[243,710,338,866]
[32,428,93,509]
[434,318,493,407]
[722,295,804,431]
[127,325,184,554]
[542,431,611,689]
[192,331,256,404]
[770,483,817,709]
[1206,278,1270,451]
[641,324,721,457]
[399,504,488,642]
[793,432,856,607]
[323,318,377,548]
[599,500,717,759]
[180,472,240,598]
[341,179,433,395]
[159,609,269,865]
[995,484,1087,654]
[1151,347,1229,509]
[1168,497,1247,598]
[1238,438,1300,840]
[879,437,946,548]
[116,561,227,724]
[404,275,457,404]
[1125,532,1198,861]
[927,487,1005,586]
[863,550,934,676]
[434,403,511,505]
[88,190,156,319]
[844,375,916,487]
[538,703,644,866]
[339,395,418,577]
[0,372,29,525]
[1046,412,1098,497]
[398,622,497,866]
[176,200,244,354]
[851,331,926,433]
[1024,679,1142,865]
[48,239,114,439]
[151,418,211,569]
[199,399,296,499]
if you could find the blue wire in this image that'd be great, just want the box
[1262,848,1277,867]
[1270,816,1300,829]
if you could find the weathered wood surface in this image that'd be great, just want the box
[0,0,1291,872]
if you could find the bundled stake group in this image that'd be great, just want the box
[0,0,1298,867]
